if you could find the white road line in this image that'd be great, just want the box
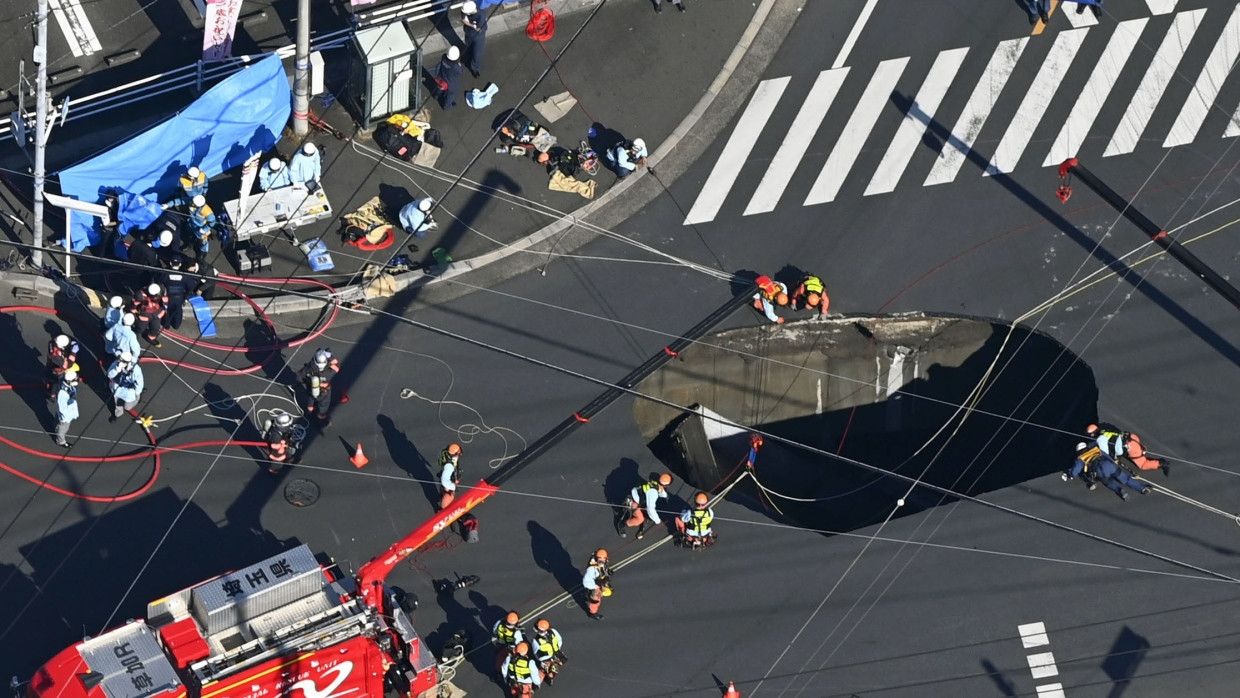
[683,77,790,225]
[1063,2,1100,28]
[1036,683,1067,698]
[865,48,968,196]
[1027,651,1060,679]
[1146,0,1179,15]
[1105,9,1205,156]
[987,29,1087,176]
[833,0,880,70]
[744,69,848,216]
[48,0,101,58]
[804,57,909,206]
[1045,19,1147,165]
[924,38,1028,187]
[1017,621,1050,648]
[1171,4,1240,146]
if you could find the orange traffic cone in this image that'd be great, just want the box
[723,682,740,698]
[351,443,369,468]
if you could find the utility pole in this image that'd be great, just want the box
[291,0,310,136]
[31,0,49,267]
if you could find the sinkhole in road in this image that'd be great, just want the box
[633,314,1098,533]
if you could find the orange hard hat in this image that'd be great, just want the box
[694,492,708,507]
[535,618,550,632]
[448,443,462,455]
[658,473,673,487]
[776,292,789,306]
[806,292,821,307]
[515,642,529,656]
[1085,424,1099,435]
[505,612,519,625]
[594,548,608,562]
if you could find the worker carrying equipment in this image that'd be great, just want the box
[1063,442,1150,500]
[298,348,339,427]
[492,611,525,672]
[131,283,168,347]
[500,641,541,697]
[617,472,671,539]
[45,333,80,398]
[752,275,789,325]
[1087,422,1171,476]
[106,351,145,421]
[438,443,463,510]
[530,618,566,685]
[674,491,716,549]
[262,410,300,474]
[792,274,830,316]
[581,548,611,620]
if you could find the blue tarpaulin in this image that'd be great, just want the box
[58,53,291,251]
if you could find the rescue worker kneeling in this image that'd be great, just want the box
[263,410,297,474]
[500,642,541,696]
[1063,442,1150,500]
[752,275,788,325]
[1087,422,1171,477]
[675,491,716,548]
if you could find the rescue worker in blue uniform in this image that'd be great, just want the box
[53,370,80,448]
[461,1,488,77]
[259,157,293,191]
[107,351,144,421]
[1064,442,1150,500]
[399,198,437,238]
[160,254,191,330]
[173,166,208,207]
[188,195,216,255]
[432,46,463,109]
[106,313,142,360]
[45,333,79,398]
[289,143,322,188]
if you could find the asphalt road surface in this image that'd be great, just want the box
[6,1,1240,697]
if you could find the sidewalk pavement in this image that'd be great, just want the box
[0,0,801,321]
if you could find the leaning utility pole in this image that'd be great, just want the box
[31,0,49,266]
[291,0,310,136]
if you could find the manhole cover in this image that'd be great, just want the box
[284,478,321,507]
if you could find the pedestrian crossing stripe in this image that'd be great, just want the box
[684,5,1240,225]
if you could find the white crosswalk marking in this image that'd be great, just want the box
[865,48,968,196]
[988,29,1088,175]
[1105,9,1205,156]
[684,78,790,226]
[48,0,101,58]
[924,38,1029,187]
[1145,0,1179,14]
[1063,2,1100,28]
[804,57,909,206]
[1174,4,1240,145]
[745,69,849,216]
[1045,19,1147,165]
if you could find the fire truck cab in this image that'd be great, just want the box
[20,545,439,698]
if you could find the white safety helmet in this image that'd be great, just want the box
[631,138,646,152]
[54,334,70,349]
[147,283,162,296]
[122,313,136,327]
[268,158,284,171]
[192,194,206,208]
[187,166,201,179]
[462,0,477,13]
[108,295,123,309]
[275,412,293,427]
[302,142,317,155]
[119,351,134,363]
[1075,441,1089,452]
[62,369,79,385]
[447,46,461,61]
[314,348,331,369]
[158,230,174,248]
[417,198,433,212]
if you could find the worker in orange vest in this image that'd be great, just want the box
[131,283,168,347]
[752,275,788,324]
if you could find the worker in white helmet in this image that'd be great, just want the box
[398,197,438,238]
[105,313,142,359]
[45,333,80,398]
[259,156,293,191]
[107,351,144,421]
[188,195,216,255]
[606,137,648,179]
[432,46,463,110]
[290,142,322,188]
[179,165,208,200]
[52,369,80,448]
[460,0,488,77]
[298,348,339,427]
[103,295,125,330]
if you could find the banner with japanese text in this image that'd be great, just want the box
[203,0,244,62]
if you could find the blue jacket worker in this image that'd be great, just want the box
[399,198,438,238]
[53,370,80,448]
[606,138,648,178]
[259,157,293,191]
[105,313,142,359]
[290,143,322,186]
[103,295,125,330]
[107,352,145,420]
[188,196,216,254]
[1064,442,1150,500]
[461,0,488,77]
[433,46,463,110]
